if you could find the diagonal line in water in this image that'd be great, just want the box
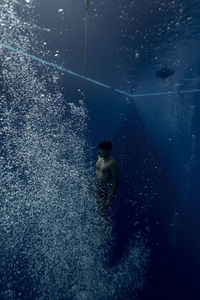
[115,88,200,98]
[0,42,200,98]
[0,42,110,89]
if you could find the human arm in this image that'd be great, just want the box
[107,162,119,204]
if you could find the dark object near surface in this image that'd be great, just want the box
[156,67,175,79]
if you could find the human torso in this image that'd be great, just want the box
[94,156,114,187]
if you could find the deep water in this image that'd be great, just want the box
[1,1,200,300]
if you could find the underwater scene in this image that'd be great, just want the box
[0,0,200,299]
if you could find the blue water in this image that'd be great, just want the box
[1,0,200,299]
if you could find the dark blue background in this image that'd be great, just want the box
[33,1,200,299]
[2,0,200,299]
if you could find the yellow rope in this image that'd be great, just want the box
[83,7,89,109]
[83,2,89,170]
[81,1,89,229]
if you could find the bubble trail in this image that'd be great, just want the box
[0,41,200,98]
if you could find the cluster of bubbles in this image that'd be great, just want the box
[0,1,149,299]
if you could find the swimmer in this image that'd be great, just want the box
[93,140,119,243]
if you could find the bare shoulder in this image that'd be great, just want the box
[109,157,119,169]
[110,156,118,164]
[97,155,103,161]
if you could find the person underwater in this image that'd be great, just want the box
[93,140,119,243]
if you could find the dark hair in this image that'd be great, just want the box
[98,140,112,151]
